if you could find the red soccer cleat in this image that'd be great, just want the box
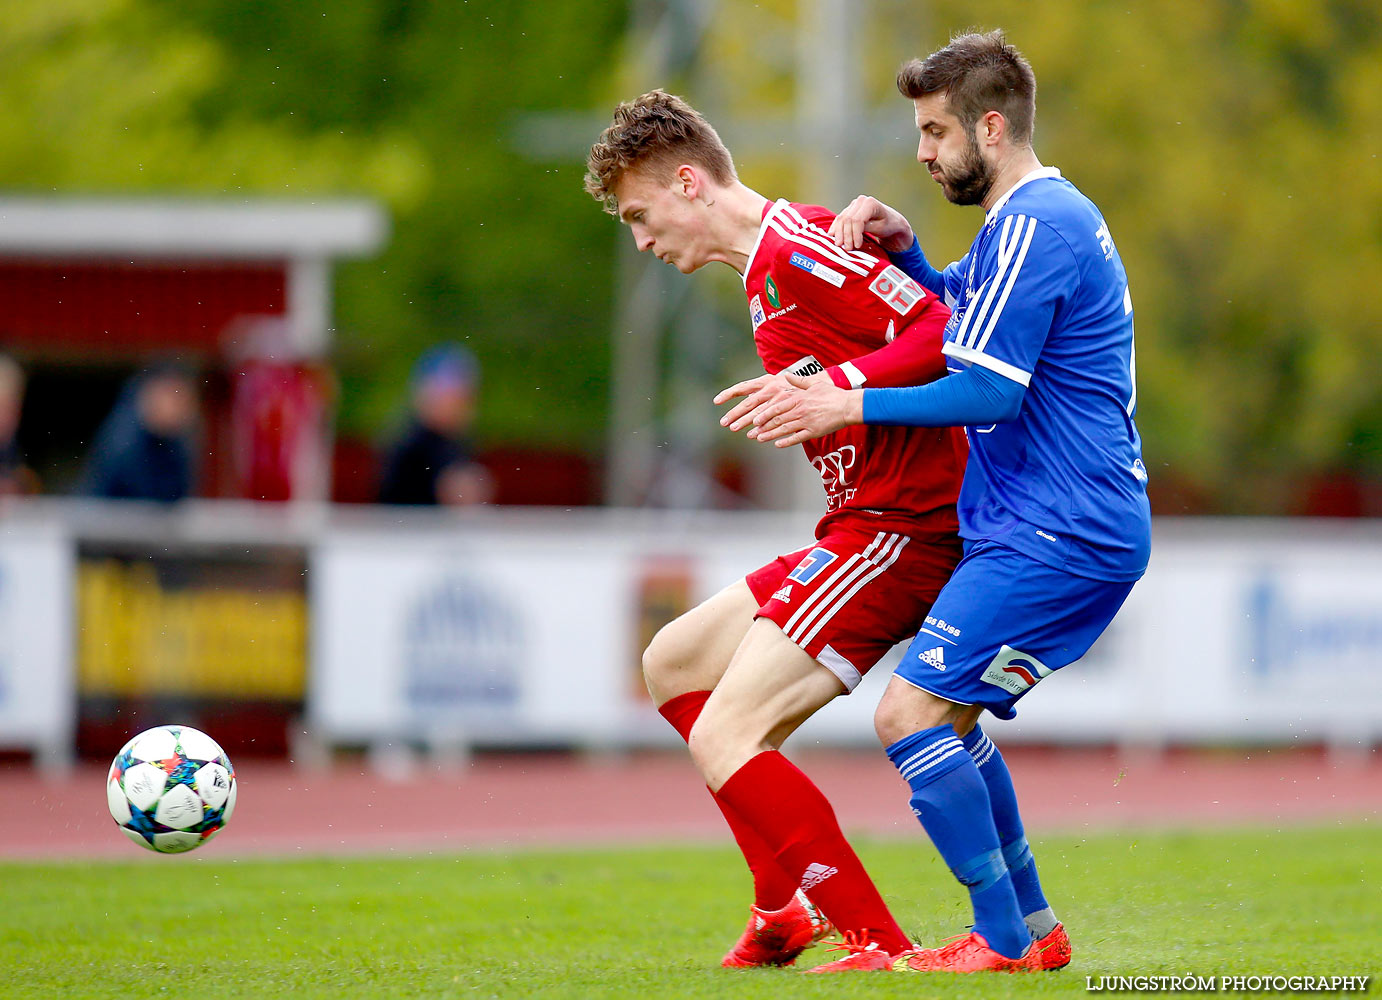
[1028,922,1071,970]
[894,931,1036,973]
[721,890,830,968]
[801,930,912,973]
[798,891,834,945]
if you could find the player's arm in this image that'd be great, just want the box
[713,369,831,428]
[888,238,968,308]
[823,296,947,390]
[765,235,949,394]
[718,247,943,431]
[720,324,946,434]
[751,217,1077,444]
[862,363,1022,427]
[742,364,1022,446]
[827,195,963,300]
[863,217,1077,429]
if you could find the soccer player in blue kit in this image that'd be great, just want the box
[719,30,1152,972]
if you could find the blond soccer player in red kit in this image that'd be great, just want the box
[585,90,966,972]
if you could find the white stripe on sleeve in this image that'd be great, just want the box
[941,341,1031,386]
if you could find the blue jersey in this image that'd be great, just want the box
[909,167,1150,581]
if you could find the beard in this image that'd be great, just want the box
[937,133,996,206]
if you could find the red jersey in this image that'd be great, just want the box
[743,199,966,536]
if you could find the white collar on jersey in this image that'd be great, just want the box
[984,166,1062,225]
[742,198,788,287]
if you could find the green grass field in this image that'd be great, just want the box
[1,825,1376,999]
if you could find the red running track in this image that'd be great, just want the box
[2,746,1377,860]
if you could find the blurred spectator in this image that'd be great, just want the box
[225,316,333,503]
[80,364,199,502]
[0,353,38,497]
[378,344,492,506]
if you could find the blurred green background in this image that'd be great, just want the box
[3,0,1379,513]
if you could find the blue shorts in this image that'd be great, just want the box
[895,539,1136,720]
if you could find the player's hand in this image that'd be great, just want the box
[750,373,864,447]
[715,371,828,434]
[828,195,915,253]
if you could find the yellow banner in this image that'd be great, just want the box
[77,559,307,698]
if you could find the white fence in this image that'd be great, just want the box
[2,500,1380,764]
[0,516,73,768]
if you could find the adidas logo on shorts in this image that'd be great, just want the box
[799,862,839,890]
[771,585,793,603]
[918,647,946,670]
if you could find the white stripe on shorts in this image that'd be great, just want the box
[816,643,863,692]
[797,534,909,648]
[781,532,885,638]
[784,532,897,645]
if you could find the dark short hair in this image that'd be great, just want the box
[584,90,736,214]
[897,30,1036,145]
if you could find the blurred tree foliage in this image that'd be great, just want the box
[0,0,626,452]
[862,0,1382,512]
[1,0,1378,510]
[973,0,1382,512]
[680,0,1382,512]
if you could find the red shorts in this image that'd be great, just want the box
[746,521,961,692]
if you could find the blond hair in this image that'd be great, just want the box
[584,90,736,214]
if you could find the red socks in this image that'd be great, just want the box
[659,691,799,910]
[658,691,908,953]
[714,750,910,954]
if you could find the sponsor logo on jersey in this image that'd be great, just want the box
[980,644,1054,695]
[765,273,781,308]
[810,444,857,493]
[1095,220,1115,260]
[1132,458,1148,482]
[885,318,896,343]
[918,646,946,670]
[799,862,839,890]
[924,614,962,637]
[944,308,964,343]
[781,354,825,378]
[869,264,926,315]
[749,294,765,331]
[788,251,846,288]
[771,584,794,604]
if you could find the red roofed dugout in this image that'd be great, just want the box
[0,198,387,500]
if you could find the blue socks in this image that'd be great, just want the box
[962,725,1057,937]
[887,724,1030,959]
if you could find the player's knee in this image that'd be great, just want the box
[873,684,955,747]
[873,697,909,748]
[641,621,689,697]
[640,636,667,690]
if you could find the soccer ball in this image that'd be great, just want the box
[106,724,237,854]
